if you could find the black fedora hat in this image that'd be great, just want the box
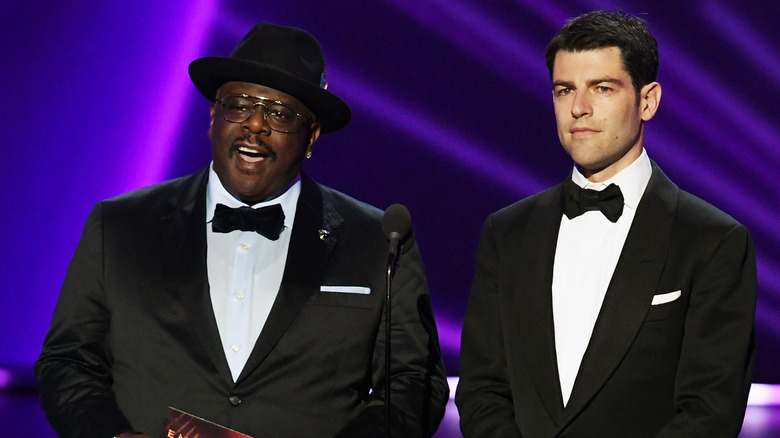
[189,22,350,133]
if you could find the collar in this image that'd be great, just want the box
[570,148,652,211]
[206,162,300,229]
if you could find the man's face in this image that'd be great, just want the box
[552,47,660,181]
[209,81,320,204]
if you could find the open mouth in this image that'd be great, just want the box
[233,142,276,164]
[237,146,268,159]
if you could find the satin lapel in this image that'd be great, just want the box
[236,175,338,384]
[510,184,566,425]
[563,163,678,420]
[160,168,235,386]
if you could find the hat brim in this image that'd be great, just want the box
[189,57,350,133]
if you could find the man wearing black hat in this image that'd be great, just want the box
[35,22,448,438]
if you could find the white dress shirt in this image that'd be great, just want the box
[205,163,300,382]
[552,149,652,406]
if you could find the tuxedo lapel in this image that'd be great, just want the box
[509,184,567,425]
[563,163,678,420]
[236,175,340,384]
[159,168,235,386]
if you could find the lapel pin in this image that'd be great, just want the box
[318,229,331,241]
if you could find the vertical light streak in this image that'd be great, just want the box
[120,0,221,191]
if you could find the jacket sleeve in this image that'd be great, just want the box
[655,223,756,437]
[34,203,136,438]
[334,242,449,438]
[455,216,522,438]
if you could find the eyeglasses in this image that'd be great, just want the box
[216,94,314,133]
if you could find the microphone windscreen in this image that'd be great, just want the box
[381,204,415,253]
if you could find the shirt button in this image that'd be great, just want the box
[231,345,240,352]
[229,395,241,406]
[236,293,245,300]
[241,244,250,251]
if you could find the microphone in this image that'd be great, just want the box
[380,203,415,438]
[381,203,415,259]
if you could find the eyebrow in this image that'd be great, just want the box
[552,77,626,89]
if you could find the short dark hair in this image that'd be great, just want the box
[545,11,659,94]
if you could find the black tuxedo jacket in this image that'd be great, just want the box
[36,167,448,437]
[456,162,756,437]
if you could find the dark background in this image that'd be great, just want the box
[2,0,778,392]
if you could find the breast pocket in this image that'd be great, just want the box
[311,286,376,309]
[645,290,685,322]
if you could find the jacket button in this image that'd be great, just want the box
[229,395,241,406]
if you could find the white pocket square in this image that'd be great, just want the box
[651,290,681,305]
[320,285,371,295]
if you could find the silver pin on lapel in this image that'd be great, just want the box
[318,229,331,240]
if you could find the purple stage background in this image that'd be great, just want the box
[2,0,778,406]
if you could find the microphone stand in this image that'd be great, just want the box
[381,204,413,438]
[385,238,400,438]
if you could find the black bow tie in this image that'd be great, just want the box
[560,179,624,223]
[212,203,285,240]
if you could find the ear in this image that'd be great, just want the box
[305,123,322,157]
[639,82,662,122]
[208,104,217,140]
